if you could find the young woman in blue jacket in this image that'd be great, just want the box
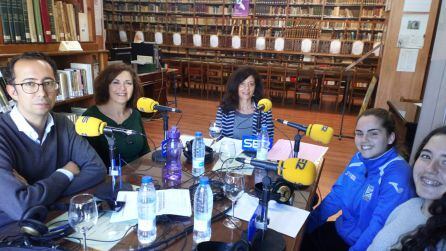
[301,108,415,251]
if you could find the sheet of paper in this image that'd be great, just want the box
[397,48,419,72]
[268,139,328,165]
[110,189,192,223]
[403,0,432,12]
[94,0,104,36]
[397,14,429,48]
[156,189,192,216]
[48,211,136,251]
[231,193,310,238]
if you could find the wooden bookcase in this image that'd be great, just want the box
[0,0,107,111]
[103,0,385,69]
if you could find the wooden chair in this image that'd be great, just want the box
[268,65,288,104]
[349,69,374,111]
[293,67,317,109]
[186,61,205,97]
[206,62,225,100]
[162,58,185,91]
[319,68,344,111]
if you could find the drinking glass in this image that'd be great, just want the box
[68,194,98,251]
[219,141,236,170]
[223,172,245,229]
[208,120,222,141]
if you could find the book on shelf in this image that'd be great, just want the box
[39,0,52,42]
[33,0,45,42]
[0,0,11,43]
[70,63,94,95]
[57,69,85,99]
[0,0,93,44]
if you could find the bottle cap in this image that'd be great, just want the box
[168,126,180,139]
[199,176,209,185]
[261,124,268,129]
[142,176,153,183]
[195,131,202,137]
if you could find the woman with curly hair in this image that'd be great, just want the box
[215,66,274,140]
[82,63,149,168]
[368,126,446,250]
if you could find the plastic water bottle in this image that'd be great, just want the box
[256,124,270,160]
[137,176,157,245]
[192,131,205,177]
[193,176,213,244]
[164,126,183,181]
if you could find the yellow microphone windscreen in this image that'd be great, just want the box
[306,124,334,145]
[137,97,159,113]
[75,116,107,137]
[258,98,272,112]
[278,158,316,186]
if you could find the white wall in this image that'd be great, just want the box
[410,0,446,163]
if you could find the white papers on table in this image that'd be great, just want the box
[48,211,136,251]
[110,189,192,223]
[231,193,310,238]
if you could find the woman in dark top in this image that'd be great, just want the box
[83,63,149,168]
[215,66,274,140]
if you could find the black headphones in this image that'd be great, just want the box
[18,205,73,243]
[183,140,215,164]
[254,178,296,204]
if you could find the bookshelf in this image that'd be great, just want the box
[0,0,107,112]
[103,0,385,69]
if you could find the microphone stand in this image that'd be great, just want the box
[248,175,285,250]
[293,132,303,158]
[256,109,262,135]
[104,131,121,194]
[337,44,382,140]
[152,111,169,162]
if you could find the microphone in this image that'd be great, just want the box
[257,98,272,112]
[235,157,316,186]
[75,116,144,137]
[275,119,333,144]
[137,97,181,113]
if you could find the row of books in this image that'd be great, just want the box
[0,0,91,44]
[56,63,98,101]
[0,71,12,113]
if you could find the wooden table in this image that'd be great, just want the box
[138,68,178,107]
[57,145,325,250]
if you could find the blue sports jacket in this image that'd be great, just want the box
[307,147,415,251]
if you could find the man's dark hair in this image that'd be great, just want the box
[4,52,58,84]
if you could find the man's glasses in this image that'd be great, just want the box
[12,81,59,94]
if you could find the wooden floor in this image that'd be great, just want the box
[142,94,358,200]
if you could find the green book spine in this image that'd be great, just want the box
[22,0,31,42]
[0,0,12,43]
[32,0,44,42]
[15,0,26,43]
[47,0,57,41]
[6,0,16,43]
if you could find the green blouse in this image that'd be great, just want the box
[82,106,150,168]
